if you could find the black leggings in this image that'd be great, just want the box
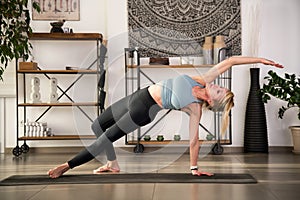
[68,87,161,169]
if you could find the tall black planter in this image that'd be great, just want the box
[244,68,268,153]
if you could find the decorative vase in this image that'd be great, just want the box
[290,126,300,154]
[202,36,213,65]
[244,68,268,153]
[213,35,226,64]
[50,21,64,33]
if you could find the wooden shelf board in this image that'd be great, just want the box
[29,33,103,41]
[19,135,96,140]
[18,102,98,107]
[18,69,97,74]
[127,140,230,145]
[127,64,214,69]
[18,136,230,144]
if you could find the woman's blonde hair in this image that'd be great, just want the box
[203,90,234,136]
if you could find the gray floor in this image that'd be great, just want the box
[1,148,300,200]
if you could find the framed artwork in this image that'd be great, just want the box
[32,0,80,21]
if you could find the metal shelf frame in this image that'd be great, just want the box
[124,48,232,154]
[13,33,106,156]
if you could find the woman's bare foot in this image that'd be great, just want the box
[47,163,70,178]
[93,160,120,174]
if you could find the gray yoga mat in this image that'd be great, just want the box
[0,173,257,186]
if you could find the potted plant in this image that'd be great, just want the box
[0,0,40,81]
[259,70,300,153]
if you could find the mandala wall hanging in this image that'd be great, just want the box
[128,0,241,57]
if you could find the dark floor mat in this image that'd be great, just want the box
[0,173,257,186]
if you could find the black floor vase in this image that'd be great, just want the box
[244,68,268,153]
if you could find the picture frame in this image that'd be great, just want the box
[32,0,80,21]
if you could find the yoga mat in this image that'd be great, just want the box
[0,173,257,186]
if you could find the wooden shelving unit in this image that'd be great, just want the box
[13,32,105,156]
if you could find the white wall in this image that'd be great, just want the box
[1,0,299,152]
[233,0,300,147]
[0,61,16,153]
[259,0,300,145]
[0,0,107,151]
[106,0,300,147]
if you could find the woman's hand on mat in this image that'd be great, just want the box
[191,170,214,176]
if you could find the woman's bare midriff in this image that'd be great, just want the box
[148,84,163,108]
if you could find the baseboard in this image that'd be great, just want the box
[4,146,294,155]
[268,146,293,152]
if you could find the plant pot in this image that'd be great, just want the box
[206,134,214,141]
[157,135,164,141]
[290,126,300,154]
[173,135,181,141]
[144,135,151,141]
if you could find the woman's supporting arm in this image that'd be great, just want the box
[188,104,201,168]
[192,56,283,84]
[182,103,213,176]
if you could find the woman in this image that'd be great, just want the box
[48,56,283,178]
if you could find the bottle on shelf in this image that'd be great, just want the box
[202,36,214,65]
[213,35,226,64]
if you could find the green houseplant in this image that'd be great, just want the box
[0,0,40,81]
[260,70,299,119]
[259,70,300,153]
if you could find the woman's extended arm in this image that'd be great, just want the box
[192,56,283,84]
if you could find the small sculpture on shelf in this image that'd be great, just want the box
[29,77,41,103]
[24,120,48,137]
[50,20,65,33]
[49,77,58,103]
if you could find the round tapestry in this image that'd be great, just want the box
[128,0,241,57]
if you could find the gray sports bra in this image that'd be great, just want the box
[158,75,204,109]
